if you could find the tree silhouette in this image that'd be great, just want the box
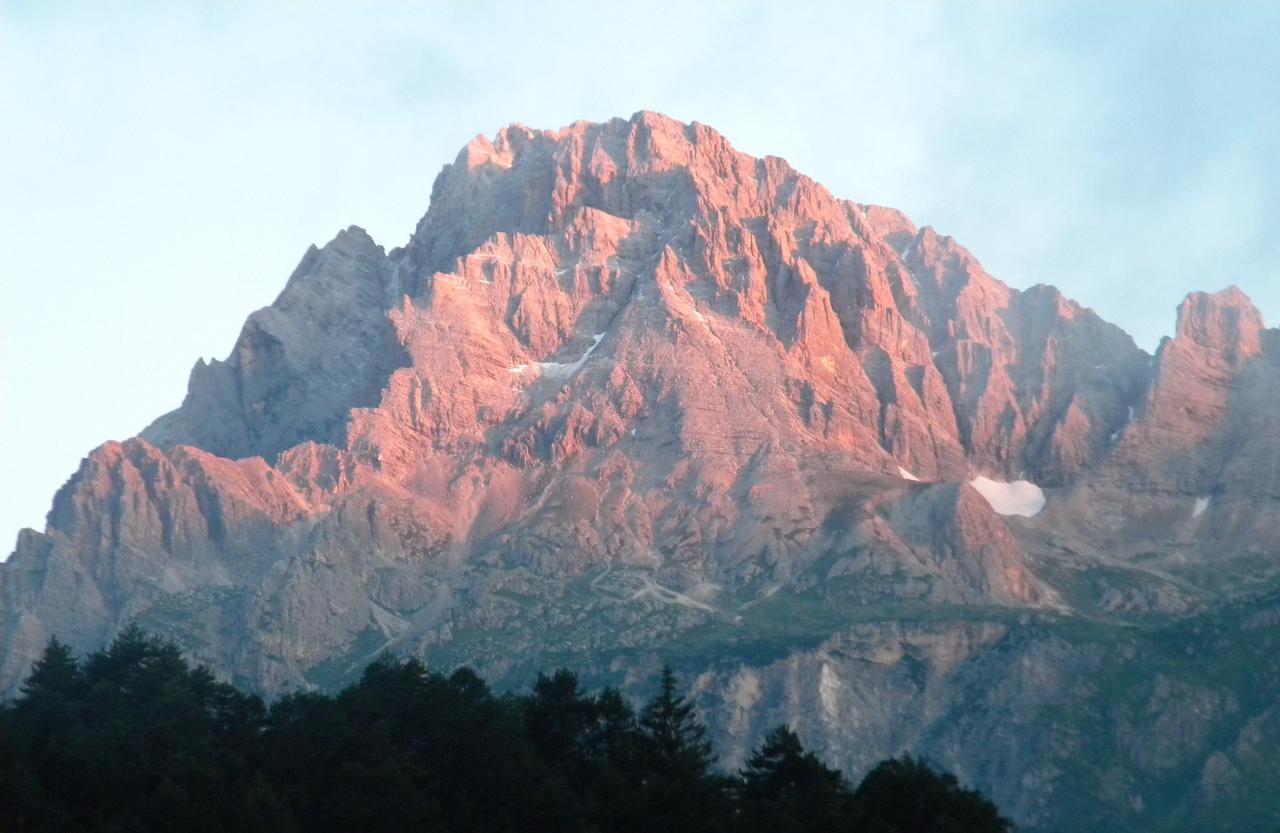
[855,754,1013,833]
[739,725,853,831]
[18,637,82,701]
[0,636,1017,833]
[640,664,714,774]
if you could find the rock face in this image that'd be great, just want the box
[3,112,1279,832]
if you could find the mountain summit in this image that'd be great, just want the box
[5,112,1279,833]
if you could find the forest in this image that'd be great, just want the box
[0,626,1012,832]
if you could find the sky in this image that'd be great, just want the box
[2,1,1278,552]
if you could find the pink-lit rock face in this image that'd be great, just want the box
[0,110,1241,684]
[1046,286,1280,564]
[4,111,1280,832]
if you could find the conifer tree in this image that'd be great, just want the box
[739,725,854,832]
[630,664,728,833]
[18,637,82,701]
[741,725,846,799]
[639,664,714,774]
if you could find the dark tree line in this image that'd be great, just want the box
[0,627,1013,832]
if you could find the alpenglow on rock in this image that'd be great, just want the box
[5,112,1280,833]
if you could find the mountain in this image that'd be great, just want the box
[4,112,1280,832]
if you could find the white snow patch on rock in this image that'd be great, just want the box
[819,663,842,719]
[1193,496,1210,518]
[538,332,606,379]
[969,476,1046,518]
[898,466,920,482]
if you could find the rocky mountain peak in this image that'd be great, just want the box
[1171,286,1265,363]
[7,112,1280,833]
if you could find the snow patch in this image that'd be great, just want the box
[538,332,606,379]
[898,466,920,482]
[969,476,1046,518]
[818,664,842,718]
[1193,497,1210,518]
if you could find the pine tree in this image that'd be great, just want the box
[628,665,728,833]
[584,685,638,764]
[639,664,714,775]
[526,669,594,769]
[739,726,854,832]
[741,725,846,798]
[18,637,83,701]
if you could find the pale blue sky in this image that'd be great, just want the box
[2,2,1277,551]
